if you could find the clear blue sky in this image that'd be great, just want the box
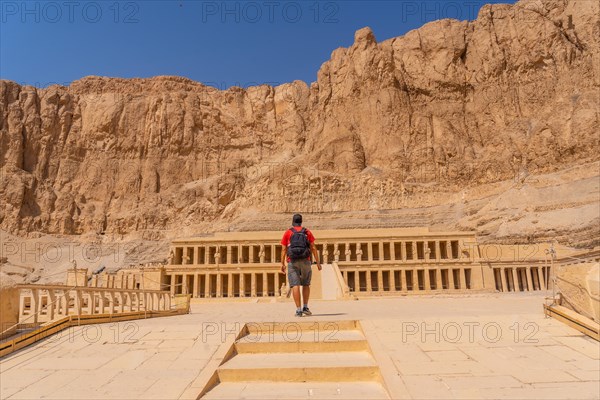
[1,0,515,89]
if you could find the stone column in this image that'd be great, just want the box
[192,274,199,298]
[404,270,412,290]
[390,270,396,291]
[460,269,467,290]
[379,242,384,261]
[240,274,246,297]
[353,271,359,292]
[249,246,255,264]
[390,244,396,261]
[399,270,406,291]
[228,273,234,298]
[412,242,417,261]
[448,269,456,289]
[227,246,232,264]
[216,273,222,297]
[537,268,545,290]
[436,270,443,290]
[424,244,431,262]
[423,270,430,291]
[366,271,372,293]
[402,242,407,262]
[274,272,280,296]
[182,274,189,295]
[500,268,508,292]
[169,275,176,296]
[435,241,441,262]
[525,268,533,291]
[446,241,452,259]
[251,274,257,297]
[367,243,373,261]
[263,273,268,297]
[511,268,519,292]
[205,274,211,298]
[377,270,383,292]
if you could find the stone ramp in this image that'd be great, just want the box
[199,320,390,399]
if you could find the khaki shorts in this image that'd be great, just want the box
[287,259,312,287]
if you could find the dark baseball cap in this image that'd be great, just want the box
[292,214,302,226]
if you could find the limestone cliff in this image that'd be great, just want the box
[1,0,599,247]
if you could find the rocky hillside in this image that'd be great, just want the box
[1,0,598,248]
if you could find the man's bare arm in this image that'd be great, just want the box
[311,243,322,270]
[280,246,287,273]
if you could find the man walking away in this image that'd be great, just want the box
[280,214,321,317]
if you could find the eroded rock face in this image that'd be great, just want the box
[0,0,598,246]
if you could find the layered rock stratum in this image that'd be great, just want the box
[1,0,599,276]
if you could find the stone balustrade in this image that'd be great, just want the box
[17,284,172,325]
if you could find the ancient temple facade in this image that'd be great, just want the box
[81,228,596,299]
[161,228,483,297]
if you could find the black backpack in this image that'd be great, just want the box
[287,227,311,260]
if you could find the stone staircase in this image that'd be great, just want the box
[200,320,389,399]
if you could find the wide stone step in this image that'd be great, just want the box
[217,351,380,382]
[202,381,389,399]
[235,329,368,353]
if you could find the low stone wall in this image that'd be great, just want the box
[556,262,600,322]
[0,279,20,339]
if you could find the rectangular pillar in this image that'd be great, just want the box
[405,270,413,290]
[205,274,211,298]
[192,274,199,297]
[366,270,372,293]
[390,269,396,291]
[511,268,519,291]
[377,270,383,292]
[240,274,245,297]
[460,269,467,290]
[216,274,222,297]
[228,273,234,297]
[251,273,257,297]
[353,271,359,293]
[263,273,268,297]
[500,268,508,292]
[537,267,546,290]
[436,270,443,290]
[402,242,407,262]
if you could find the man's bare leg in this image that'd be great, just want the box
[302,286,310,305]
[292,285,301,308]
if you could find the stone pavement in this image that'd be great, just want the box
[1,293,598,399]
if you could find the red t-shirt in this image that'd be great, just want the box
[281,226,315,262]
